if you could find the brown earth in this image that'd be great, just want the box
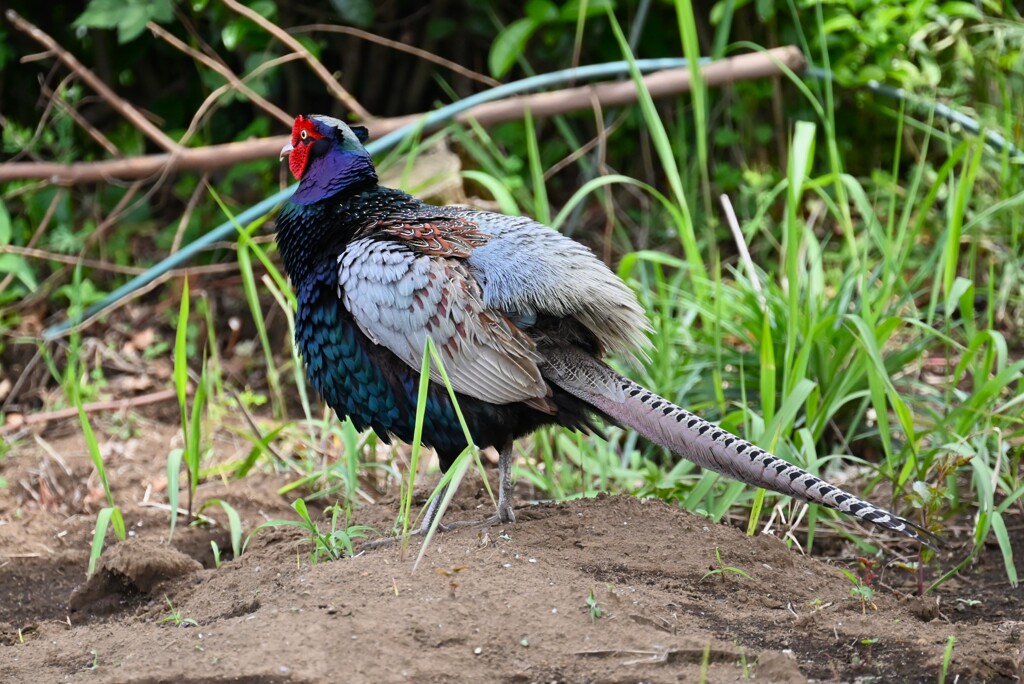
[1,421,1022,683]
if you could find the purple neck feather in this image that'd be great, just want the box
[291,147,377,205]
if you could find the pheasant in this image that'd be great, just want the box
[276,114,937,549]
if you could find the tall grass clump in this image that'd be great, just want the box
[446,5,1024,579]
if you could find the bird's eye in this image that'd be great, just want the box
[299,129,308,141]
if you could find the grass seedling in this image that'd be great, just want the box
[736,644,751,678]
[159,596,198,628]
[168,278,212,542]
[45,265,126,576]
[198,498,244,562]
[700,547,752,582]
[698,639,712,684]
[404,336,491,572]
[208,186,286,420]
[585,589,602,622]
[841,568,877,613]
[939,635,956,684]
[436,565,467,599]
[248,499,373,562]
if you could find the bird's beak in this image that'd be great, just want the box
[279,142,294,161]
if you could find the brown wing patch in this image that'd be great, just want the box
[378,217,489,257]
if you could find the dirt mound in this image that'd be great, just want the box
[1,425,1021,682]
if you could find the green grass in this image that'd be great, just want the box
[434,12,1024,583]
[41,267,126,576]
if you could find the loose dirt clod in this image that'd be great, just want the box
[70,539,202,611]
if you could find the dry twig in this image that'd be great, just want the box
[1,389,178,437]
[221,0,371,120]
[292,23,500,87]
[147,21,293,127]
[0,46,805,184]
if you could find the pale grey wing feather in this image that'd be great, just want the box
[339,238,553,410]
[464,212,652,364]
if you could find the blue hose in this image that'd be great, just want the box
[43,57,700,339]
[43,58,1022,338]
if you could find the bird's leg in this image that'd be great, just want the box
[419,481,450,536]
[495,441,516,524]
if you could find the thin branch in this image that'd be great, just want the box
[83,181,146,250]
[0,389,179,437]
[220,0,372,120]
[0,47,806,184]
[0,245,249,276]
[291,23,501,87]
[147,21,293,127]
[6,10,181,153]
[42,76,121,156]
[171,174,208,254]
[177,53,303,148]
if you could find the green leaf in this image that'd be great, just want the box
[89,507,117,576]
[0,200,11,244]
[222,21,244,51]
[75,0,174,43]
[489,18,538,78]
[174,278,190,414]
[199,499,244,560]
[461,171,520,216]
[0,254,38,291]
[560,0,615,20]
[167,447,183,543]
[526,0,558,22]
[990,512,1019,587]
[329,0,375,27]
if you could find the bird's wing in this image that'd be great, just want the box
[463,212,652,363]
[338,237,555,412]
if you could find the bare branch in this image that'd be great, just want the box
[0,47,806,185]
[42,76,121,156]
[220,0,372,120]
[0,389,179,437]
[0,245,249,276]
[292,23,501,88]
[6,10,182,153]
[177,53,303,148]
[147,21,293,127]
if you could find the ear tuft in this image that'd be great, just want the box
[351,126,369,144]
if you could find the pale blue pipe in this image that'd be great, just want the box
[43,57,701,339]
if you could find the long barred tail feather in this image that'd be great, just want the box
[543,347,940,550]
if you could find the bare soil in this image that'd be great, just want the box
[1,421,1022,683]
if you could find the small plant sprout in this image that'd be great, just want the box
[699,640,712,684]
[955,598,981,607]
[585,589,602,622]
[841,569,877,613]
[159,597,198,628]
[436,565,468,599]
[248,500,374,563]
[736,644,751,678]
[700,547,752,582]
[940,635,956,684]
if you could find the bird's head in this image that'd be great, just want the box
[280,114,376,205]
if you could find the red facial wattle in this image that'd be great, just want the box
[286,116,324,180]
